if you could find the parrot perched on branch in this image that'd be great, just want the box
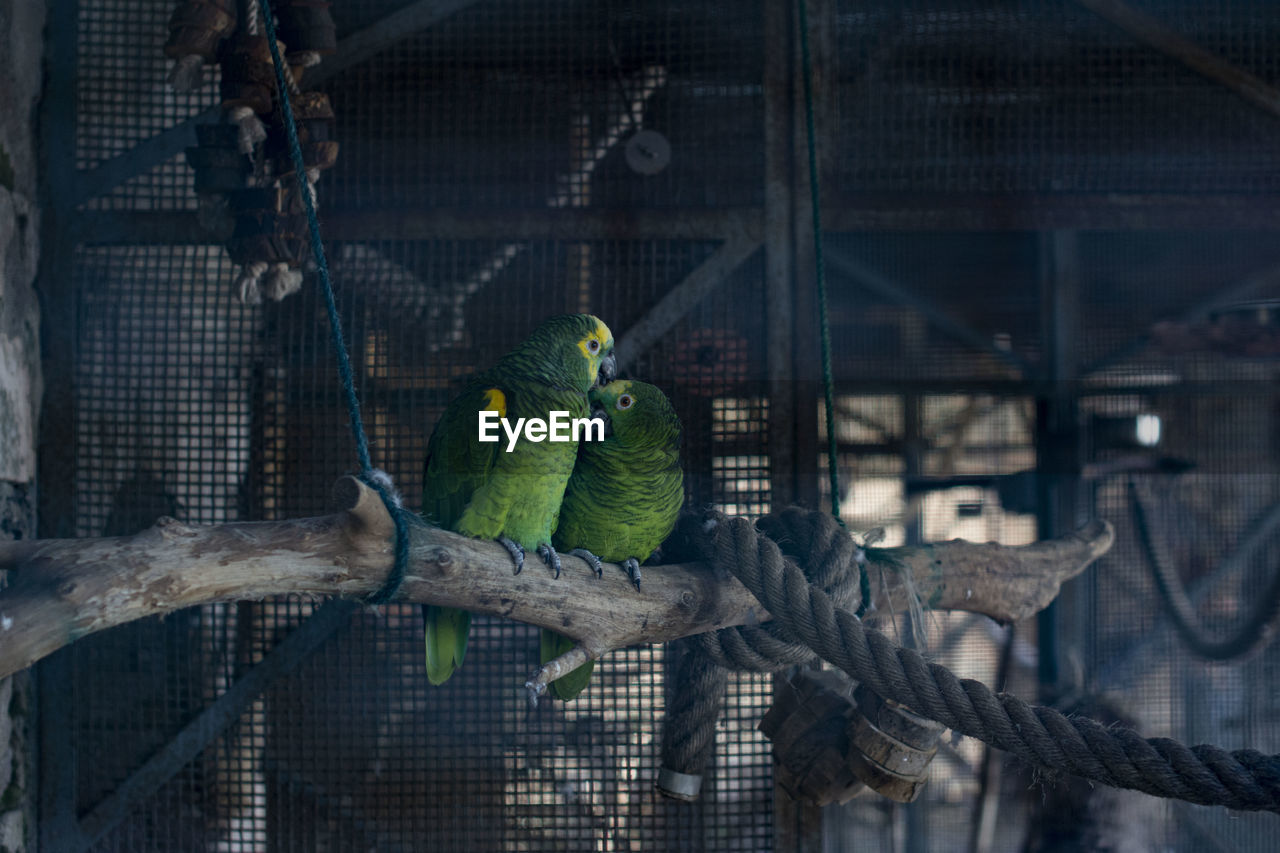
[421,314,616,686]
[542,379,685,701]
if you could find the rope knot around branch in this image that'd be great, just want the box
[661,507,1280,813]
[659,507,865,789]
[666,507,862,673]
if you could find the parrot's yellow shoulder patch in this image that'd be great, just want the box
[480,387,507,418]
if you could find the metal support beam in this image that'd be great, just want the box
[1034,231,1083,700]
[71,108,219,207]
[822,192,1280,232]
[75,601,357,849]
[318,0,483,81]
[71,207,763,245]
[72,195,1280,244]
[72,194,1280,245]
[38,652,84,852]
[764,0,796,509]
[35,0,81,540]
[771,1,828,850]
[785,0,828,519]
[1077,0,1280,121]
[615,233,761,371]
[73,0,486,206]
[38,5,89,850]
[1082,259,1280,375]
[279,206,754,243]
[824,246,1034,376]
[71,210,228,245]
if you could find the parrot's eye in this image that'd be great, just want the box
[587,339,601,354]
[616,394,634,410]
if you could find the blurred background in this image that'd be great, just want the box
[9,0,1280,850]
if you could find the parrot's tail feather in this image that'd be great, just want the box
[538,629,595,702]
[424,605,472,685]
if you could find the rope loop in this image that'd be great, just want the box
[664,508,862,673]
[357,470,412,606]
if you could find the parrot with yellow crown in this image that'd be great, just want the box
[421,314,617,685]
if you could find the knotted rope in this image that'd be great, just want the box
[664,507,1280,812]
[660,508,861,784]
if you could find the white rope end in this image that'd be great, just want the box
[228,106,267,154]
[263,263,304,301]
[365,469,403,510]
[235,261,269,304]
[168,55,206,93]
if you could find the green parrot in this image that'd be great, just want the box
[421,314,617,686]
[541,379,685,701]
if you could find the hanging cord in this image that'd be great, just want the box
[1128,478,1280,661]
[257,0,408,605]
[796,0,870,617]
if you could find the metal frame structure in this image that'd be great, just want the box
[34,0,1280,850]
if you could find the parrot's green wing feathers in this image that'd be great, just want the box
[546,380,685,702]
[553,380,685,564]
[540,628,596,702]
[421,384,502,685]
[424,605,471,686]
[422,383,505,532]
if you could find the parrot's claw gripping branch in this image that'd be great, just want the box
[499,536,525,575]
[525,644,594,707]
[568,549,605,579]
[537,543,563,579]
[0,476,1114,682]
[624,557,642,590]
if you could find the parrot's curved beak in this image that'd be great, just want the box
[597,351,617,386]
[590,403,612,438]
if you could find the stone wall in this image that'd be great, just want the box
[0,0,45,849]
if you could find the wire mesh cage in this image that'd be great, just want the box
[32,0,1280,850]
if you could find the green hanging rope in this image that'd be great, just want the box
[257,0,409,605]
[796,0,870,616]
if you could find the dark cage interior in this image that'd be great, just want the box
[31,0,1280,851]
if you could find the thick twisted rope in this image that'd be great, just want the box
[692,508,860,670]
[660,642,731,784]
[660,508,861,778]
[702,509,1280,812]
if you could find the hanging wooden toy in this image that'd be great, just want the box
[166,0,340,303]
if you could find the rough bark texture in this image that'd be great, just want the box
[0,477,1115,683]
[869,523,1116,624]
[0,1,43,848]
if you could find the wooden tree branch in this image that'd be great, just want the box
[0,477,1113,682]
[868,523,1116,624]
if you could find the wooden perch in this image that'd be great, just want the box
[0,477,1113,682]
